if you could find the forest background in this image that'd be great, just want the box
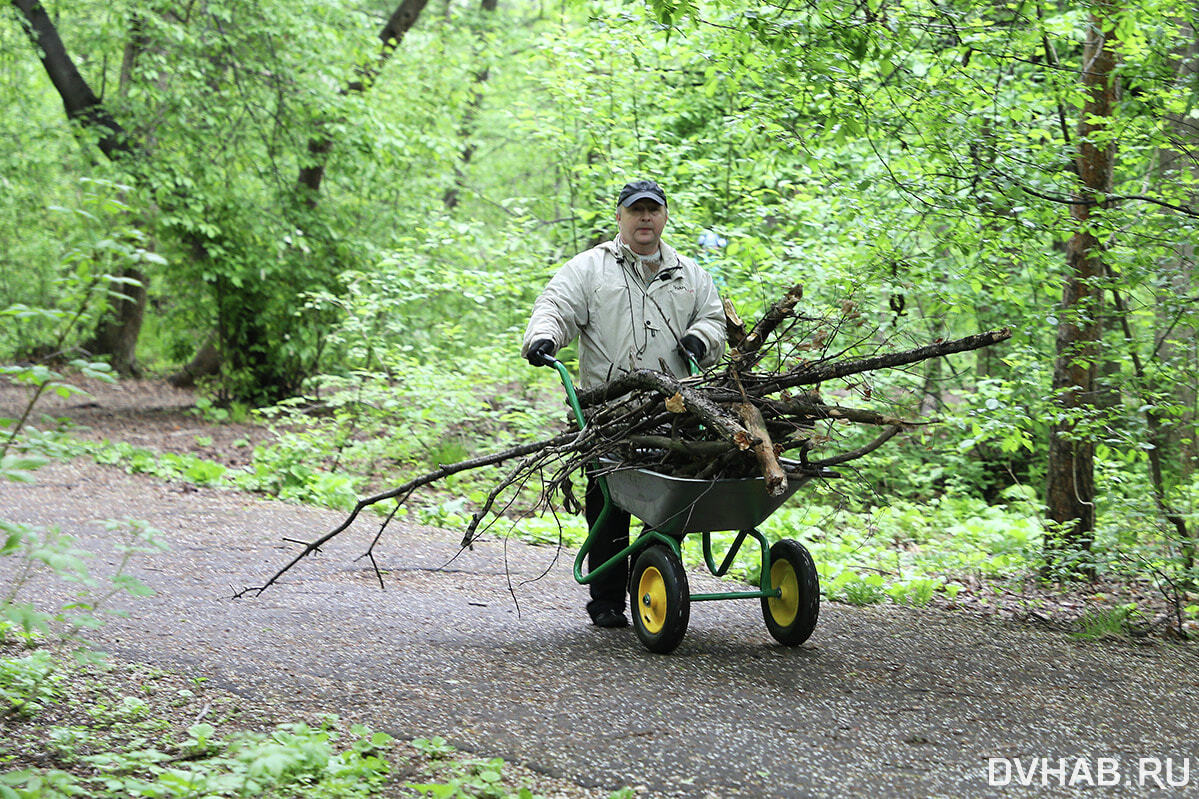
[3,0,1199,636]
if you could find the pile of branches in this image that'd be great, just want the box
[235,284,1010,597]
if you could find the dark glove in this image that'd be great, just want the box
[679,334,705,365]
[526,339,557,367]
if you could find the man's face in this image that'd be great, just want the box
[616,199,668,255]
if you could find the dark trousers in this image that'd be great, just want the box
[584,475,631,617]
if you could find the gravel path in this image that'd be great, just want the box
[4,457,1199,798]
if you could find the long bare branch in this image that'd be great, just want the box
[807,425,905,467]
[233,430,580,597]
[748,328,1013,395]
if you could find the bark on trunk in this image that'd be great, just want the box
[168,331,221,388]
[1045,9,1118,567]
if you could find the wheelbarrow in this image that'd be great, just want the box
[541,355,831,654]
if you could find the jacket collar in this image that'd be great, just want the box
[605,236,680,271]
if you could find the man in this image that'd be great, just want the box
[522,179,726,628]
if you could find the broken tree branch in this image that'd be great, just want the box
[729,283,804,371]
[574,369,755,450]
[233,430,581,597]
[737,401,787,496]
[747,328,1014,396]
[806,424,905,467]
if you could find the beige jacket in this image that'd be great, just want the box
[523,237,726,388]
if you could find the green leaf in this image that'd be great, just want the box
[407,784,457,799]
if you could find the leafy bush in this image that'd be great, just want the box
[2,701,396,799]
[1073,603,1142,641]
[0,650,61,716]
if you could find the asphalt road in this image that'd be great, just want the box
[4,459,1198,798]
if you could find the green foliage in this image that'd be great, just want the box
[0,178,154,362]
[407,737,543,799]
[0,650,61,717]
[192,396,252,425]
[2,688,396,799]
[885,577,942,608]
[826,571,888,606]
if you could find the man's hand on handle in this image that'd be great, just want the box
[526,339,557,366]
[679,334,705,367]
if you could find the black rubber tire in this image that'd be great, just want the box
[629,544,690,654]
[761,538,820,646]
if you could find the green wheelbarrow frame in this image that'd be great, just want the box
[542,356,828,652]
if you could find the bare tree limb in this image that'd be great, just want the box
[806,425,905,467]
[754,328,1013,395]
[728,283,804,371]
[232,430,579,597]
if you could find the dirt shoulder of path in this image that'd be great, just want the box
[1,373,273,469]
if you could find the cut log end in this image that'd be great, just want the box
[736,402,788,496]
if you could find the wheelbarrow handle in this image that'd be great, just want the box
[541,355,588,431]
[539,354,618,586]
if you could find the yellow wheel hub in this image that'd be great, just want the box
[637,566,668,634]
[768,559,799,627]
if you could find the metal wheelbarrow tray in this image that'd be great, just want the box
[599,459,828,537]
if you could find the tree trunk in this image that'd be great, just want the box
[1044,9,1118,569]
[11,0,134,160]
[168,332,221,389]
[85,268,146,376]
[12,1,151,372]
